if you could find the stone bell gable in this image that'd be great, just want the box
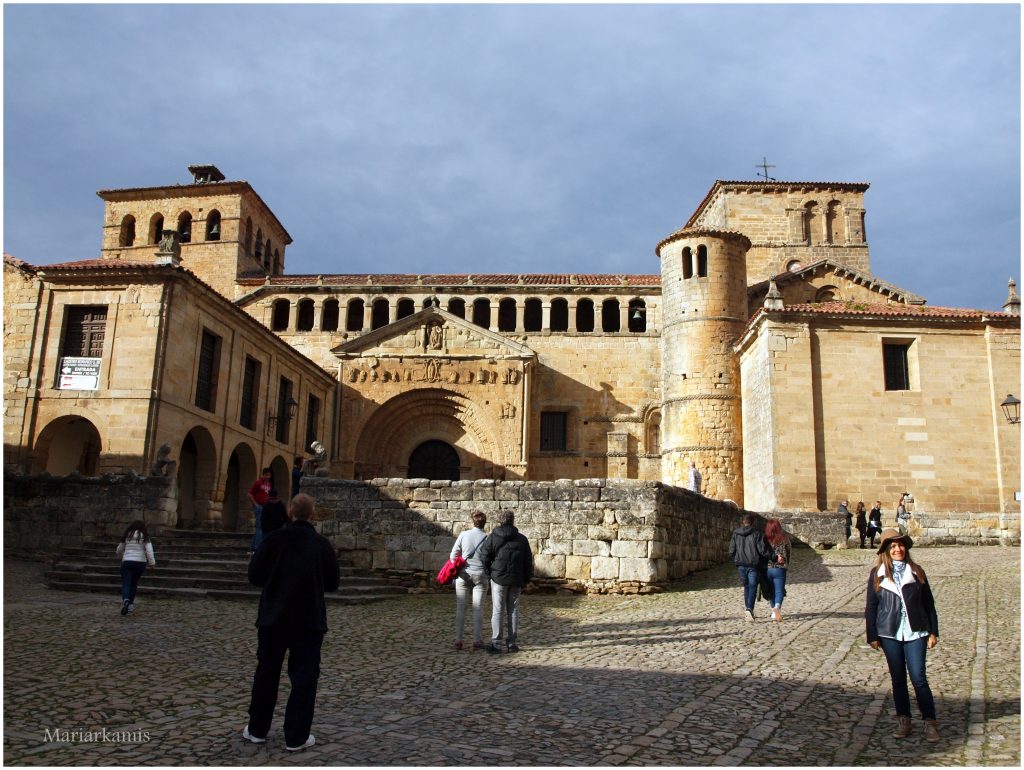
[332,303,537,481]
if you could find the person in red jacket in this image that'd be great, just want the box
[247,468,272,553]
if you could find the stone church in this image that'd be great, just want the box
[4,164,1020,530]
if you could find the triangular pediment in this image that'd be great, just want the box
[331,304,535,360]
[748,258,926,309]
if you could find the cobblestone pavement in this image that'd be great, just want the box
[4,545,1019,766]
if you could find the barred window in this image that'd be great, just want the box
[540,411,568,452]
[240,356,260,430]
[62,306,107,358]
[305,394,321,451]
[883,343,911,391]
[275,376,293,444]
[195,329,221,412]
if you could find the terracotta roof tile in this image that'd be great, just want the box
[774,301,1017,320]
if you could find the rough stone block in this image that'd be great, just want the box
[591,556,619,580]
[619,558,657,582]
[573,539,611,557]
[534,553,565,578]
[564,555,592,580]
[611,540,649,558]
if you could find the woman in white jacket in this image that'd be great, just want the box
[116,520,156,615]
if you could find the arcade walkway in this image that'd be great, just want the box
[4,545,1018,765]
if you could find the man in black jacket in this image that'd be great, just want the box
[478,510,533,654]
[243,494,340,752]
[728,514,772,622]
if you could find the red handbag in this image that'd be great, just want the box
[436,555,467,586]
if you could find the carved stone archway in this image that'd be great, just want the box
[353,388,505,480]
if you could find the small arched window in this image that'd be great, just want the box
[803,201,819,244]
[346,299,364,331]
[254,229,264,262]
[682,247,693,280]
[296,299,315,331]
[576,299,595,333]
[371,299,389,329]
[264,240,272,271]
[498,299,516,331]
[447,298,466,319]
[628,299,647,333]
[524,298,542,332]
[244,218,253,253]
[646,411,661,455]
[177,212,192,244]
[119,215,136,247]
[322,299,340,331]
[273,249,281,274]
[396,298,415,319]
[271,299,290,332]
[602,299,620,333]
[825,201,844,244]
[150,213,164,244]
[815,286,841,303]
[205,210,221,241]
[472,298,491,328]
[550,298,569,332]
[696,245,708,278]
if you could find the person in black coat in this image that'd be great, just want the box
[260,489,289,537]
[243,493,340,752]
[728,514,773,622]
[478,510,533,654]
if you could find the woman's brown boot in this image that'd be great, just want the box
[923,720,940,742]
[893,716,912,738]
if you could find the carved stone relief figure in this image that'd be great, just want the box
[500,402,517,419]
[427,322,444,350]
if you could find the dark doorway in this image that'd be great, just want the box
[408,440,461,481]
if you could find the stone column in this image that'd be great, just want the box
[362,299,373,331]
[619,303,629,334]
[515,300,525,333]
[541,302,551,332]
[312,299,323,331]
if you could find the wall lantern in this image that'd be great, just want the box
[1000,394,1020,424]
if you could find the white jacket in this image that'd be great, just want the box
[117,534,156,566]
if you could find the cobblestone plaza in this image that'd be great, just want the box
[4,545,1019,766]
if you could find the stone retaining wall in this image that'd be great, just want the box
[307,477,758,594]
[907,511,1021,546]
[3,471,177,553]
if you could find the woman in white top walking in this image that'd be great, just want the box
[451,511,489,650]
[116,520,156,615]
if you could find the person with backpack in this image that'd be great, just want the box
[868,501,883,547]
[478,510,533,654]
[450,511,490,651]
[116,520,157,616]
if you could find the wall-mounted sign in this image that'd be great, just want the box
[58,357,101,390]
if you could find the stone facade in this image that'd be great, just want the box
[3,165,1020,547]
[3,470,176,553]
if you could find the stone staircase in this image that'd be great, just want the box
[45,529,407,605]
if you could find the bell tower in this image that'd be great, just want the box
[657,227,750,504]
[96,164,292,299]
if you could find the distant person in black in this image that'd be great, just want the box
[260,489,289,537]
[243,493,340,752]
[291,456,304,500]
[478,510,533,654]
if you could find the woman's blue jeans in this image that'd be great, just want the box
[120,560,147,603]
[879,635,936,720]
[766,567,787,608]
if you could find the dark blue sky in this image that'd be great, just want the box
[4,4,1020,310]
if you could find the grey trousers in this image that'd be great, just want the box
[490,583,522,647]
[454,571,489,643]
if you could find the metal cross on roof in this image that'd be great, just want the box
[756,157,776,182]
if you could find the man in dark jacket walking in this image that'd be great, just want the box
[478,510,533,654]
[728,514,772,622]
[243,493,340,752]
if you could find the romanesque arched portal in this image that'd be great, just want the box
[352,388,504,480]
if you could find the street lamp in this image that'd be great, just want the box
[1000,394,1020,424]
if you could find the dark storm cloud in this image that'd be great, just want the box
[4,4,1019,310]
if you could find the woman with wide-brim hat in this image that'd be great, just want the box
[865,528,940,741]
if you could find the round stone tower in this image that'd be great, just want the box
[656,227,750,504]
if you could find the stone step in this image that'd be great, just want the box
[46,580,402,605]
[48,564,397,589]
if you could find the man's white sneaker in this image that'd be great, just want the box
[242,726,266,744]
[744,609,755,622]
[286,734,316,752]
